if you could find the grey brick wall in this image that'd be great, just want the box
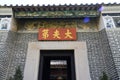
[106,29,120,80]
[6,32,38,79]
[77,32,107,80]
[0,31,16,80]
[77,30,118,80]
[100,29,119,80]
[0,30,119,80]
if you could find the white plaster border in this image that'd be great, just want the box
[23,41,91,80]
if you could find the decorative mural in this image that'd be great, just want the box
[77,18,98,31]
[18,19,77,31]
[17,18,98,31]
[0,17,11,30]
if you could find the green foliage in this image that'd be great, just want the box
[100,72,108,80]
[8,77,13,80]
[14,66,23,80]
[8,66,23,80]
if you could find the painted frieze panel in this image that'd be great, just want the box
[17,19,77,31]
[77,18,98,31]
[17,18,98,31]
[15,11,99,18]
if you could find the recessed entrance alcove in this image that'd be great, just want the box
[23,42,91,80]
[39,50,75,80]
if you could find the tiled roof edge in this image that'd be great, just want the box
[0,3,120,7]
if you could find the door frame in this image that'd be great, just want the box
[23,42,91,80]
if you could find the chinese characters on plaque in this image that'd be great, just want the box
[38,28,76,40]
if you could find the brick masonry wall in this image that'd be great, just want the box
[106,29,120,80]
[0,31,16,80]
[6,32,38,80]
[99,29,119,80]
[0,30,119,80]
[78,30,118,80]
[77,32,106,80]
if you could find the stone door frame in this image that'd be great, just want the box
[23,41,91,80]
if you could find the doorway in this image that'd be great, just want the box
[38,50,76,80]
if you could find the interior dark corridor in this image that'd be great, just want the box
[38,50,76,80]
